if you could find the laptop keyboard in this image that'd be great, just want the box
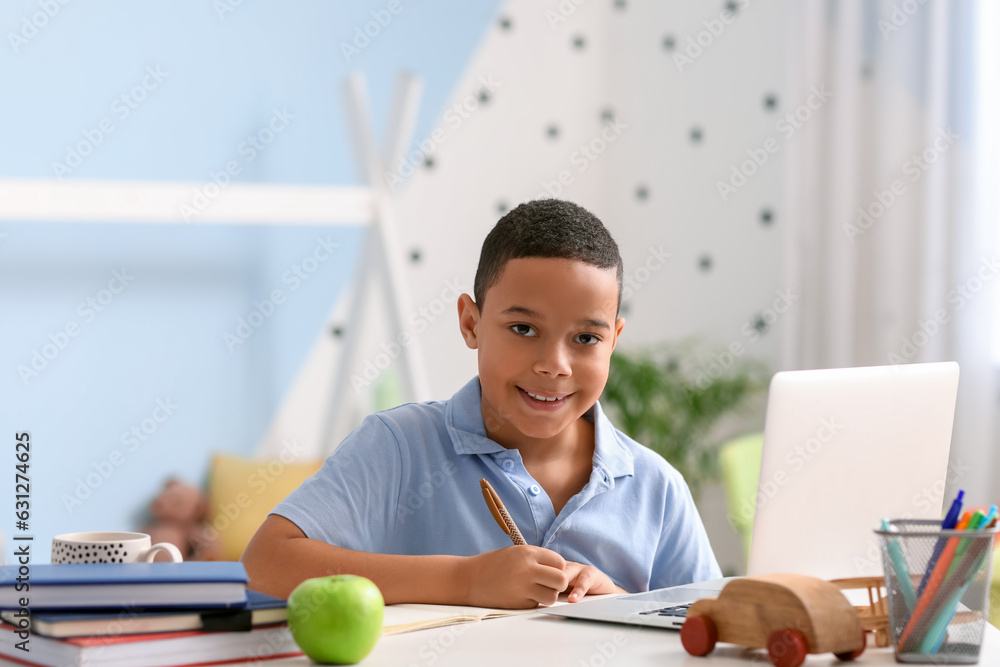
[637,603,692,618]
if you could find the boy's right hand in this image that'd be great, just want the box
[462,545,569,609]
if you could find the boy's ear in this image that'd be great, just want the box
[457,294,480,350]
[610,316,626,352]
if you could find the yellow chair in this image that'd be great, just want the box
[718,433,764,567]
[205,371,401,561]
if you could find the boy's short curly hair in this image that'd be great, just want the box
[473,199,624,314]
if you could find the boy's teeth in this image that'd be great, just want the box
[526,391,562,402]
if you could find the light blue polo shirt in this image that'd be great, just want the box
[270,376,721,593]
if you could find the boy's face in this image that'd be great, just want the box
[457,257,625,445]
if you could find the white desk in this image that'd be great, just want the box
[249,610,1000,666]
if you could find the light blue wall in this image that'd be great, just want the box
[0,0,502,562]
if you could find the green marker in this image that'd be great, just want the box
[882,518,916,612]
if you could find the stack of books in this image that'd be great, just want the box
[0,561,302,667]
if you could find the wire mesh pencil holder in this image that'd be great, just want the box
[875,519,998,664]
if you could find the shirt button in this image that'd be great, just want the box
[502,459,515,471]
[529,484,541,495]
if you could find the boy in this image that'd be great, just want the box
[242,199,721,608]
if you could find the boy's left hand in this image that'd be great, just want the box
[562,561,628,601]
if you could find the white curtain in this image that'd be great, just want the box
[783,0,997,501]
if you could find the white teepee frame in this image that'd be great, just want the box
[319,71,433,454]
[0,70,433,460]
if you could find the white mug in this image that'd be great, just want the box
[51,531,183,564]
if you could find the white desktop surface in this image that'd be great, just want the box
[240,606,1000,666]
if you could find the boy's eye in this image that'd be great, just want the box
[511,324,537,337]
[575,333,600,346]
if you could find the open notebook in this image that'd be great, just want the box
[382,594,618,636]
[382,604,533,635]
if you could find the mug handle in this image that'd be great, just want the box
[139,542,184,563]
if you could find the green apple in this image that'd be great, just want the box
[287,574,384,664]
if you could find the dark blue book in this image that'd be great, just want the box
[0,590,284,638]
[0,562,248,610]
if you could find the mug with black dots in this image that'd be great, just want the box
[51,531,183,564]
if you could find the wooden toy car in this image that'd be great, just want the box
[829,576,891,647]
[680,574,866,667]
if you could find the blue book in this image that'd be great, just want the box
[0,562,248,610]
[0,590,284,638]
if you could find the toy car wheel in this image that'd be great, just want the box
[680,615,718,657]
[834,629,867,661]
[767,628,809,667]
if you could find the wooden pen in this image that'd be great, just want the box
[480,478,527,545]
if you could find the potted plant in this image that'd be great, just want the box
[600,344,767,499]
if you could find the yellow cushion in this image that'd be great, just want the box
[208,453,323,561]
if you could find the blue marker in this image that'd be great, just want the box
[916,489,964,598]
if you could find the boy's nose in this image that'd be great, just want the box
[533,341,572,377]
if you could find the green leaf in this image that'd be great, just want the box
[601,343,767,500]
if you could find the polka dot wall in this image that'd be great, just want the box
[387,0,789,400]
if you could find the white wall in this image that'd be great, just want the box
[395,0,789,402]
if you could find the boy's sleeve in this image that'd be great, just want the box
[268,414,403,554]
[650,472,723,588]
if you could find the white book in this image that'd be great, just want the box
[0,622,300,667]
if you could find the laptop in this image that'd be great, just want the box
[538,361,959,629]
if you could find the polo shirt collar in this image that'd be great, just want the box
[588,397,634,480]
[446,376,505,455]
[445,376,634,479]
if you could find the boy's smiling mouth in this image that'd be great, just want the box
[517,386,572,410]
